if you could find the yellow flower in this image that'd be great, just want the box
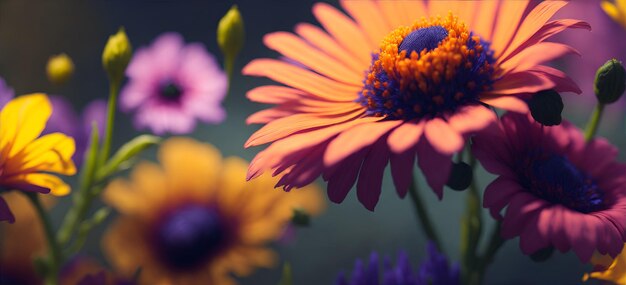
[46,53,75,85]
[602,0,626,28]
[102,137,324,285]
[0,94,76,223]
[584,246,626,284]
[0,192,51,284]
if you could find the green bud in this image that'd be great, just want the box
[446,161,473,191]
[528,89,563,126]
[218,5,245,60]
[291,207,310,227]
[595,58,626,104]
[46,53,74,85]
[102,27,132,83]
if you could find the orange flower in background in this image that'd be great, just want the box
[243,0,589,210]
[102,138,324,285]
[0,93,76,222]
[0,192,51,284]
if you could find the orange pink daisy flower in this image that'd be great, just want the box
[244,0,589,210]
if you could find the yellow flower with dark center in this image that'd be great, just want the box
[0,94,76,223]
[584,246,626,284]
[102,138,324,285]
[602,0,626,28]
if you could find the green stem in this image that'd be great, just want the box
[408,178,443,252]
[100,80,120,166]
[584,103,605,142]
[461,153,483,284]
[471,223,505,285]
[27,193,60,285]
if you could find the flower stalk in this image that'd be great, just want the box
[584,103,605,142]
[408,177,443,252]
[27,193,61,285]
[461,152,483,285]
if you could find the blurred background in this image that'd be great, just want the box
[1,0,625,284]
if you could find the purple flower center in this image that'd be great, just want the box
[524,154,605,213]
[159,81,183,101]
[398,26,448,56]
[357,25,495,121]
[155,205,225,270]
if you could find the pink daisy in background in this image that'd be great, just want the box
[472,112,626,262]
[244,0,588,210]
[120,32,227,135]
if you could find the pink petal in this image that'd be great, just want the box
[387,120,424,154]
[424,118,464,155]
[324,120,401,168]
[447,105,497,135]
[480,96,529,113]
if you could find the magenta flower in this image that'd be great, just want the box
[120,33,227,135]
[473,113,626,262]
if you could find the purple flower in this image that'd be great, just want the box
[0,77,15,107]
[336,243,460,285]
[43,96,107,166]
[120,32,227,135]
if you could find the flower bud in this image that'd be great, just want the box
[217,5,245,63]
[102,27,132,83]
[46,53,74,85]
[446,161,473,191]
[291,207,310,227]
[595,59,626,104]
[528,89,563,126]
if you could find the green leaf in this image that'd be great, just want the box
[96,135,160,182]
[277,262,292,285]
[78,122,100,193]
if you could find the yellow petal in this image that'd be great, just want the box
[0,94,52,159]
[6,133,76,176]
[602,1,625,25]
[6,173,71,196]
[158,137,222,198]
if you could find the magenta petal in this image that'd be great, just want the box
[0,197,14,223]
[483,176,524,219]
[327,150,366,204]
[276,145,325,191]
[569,216,597,262]
[389,148,416,199]
[417,135,453,199]
[501,193,541,238]
[520,213,550,255]
[356,140,389,211]
[550,206,571,253]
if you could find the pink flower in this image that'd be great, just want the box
[244,0,588,210]
[120,33,227,135]
[473,112,626,262]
